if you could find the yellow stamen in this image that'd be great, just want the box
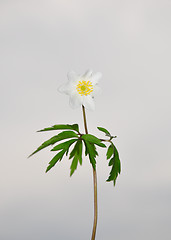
[76,80,93,96]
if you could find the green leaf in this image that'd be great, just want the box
[69,141,78,159]
[83,140,97,169]
[29,135,61,157]
[97,127,111,136]
[69,140,83,176]
[76,140,83,165]
[46,149,66,172]
[84,140,98,157]
[85,145,88,156]
[106,144,114,159]
[114,145,121,174]
[51,139,77,152]
[70,154,79,176]
[106,144,121,185]
[82,134,106,148]
[29,131,78,157]
[108,157,114,166]
[37,124,79,133]
[91,143,98,157]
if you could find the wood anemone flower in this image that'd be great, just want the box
[58,70,102,110]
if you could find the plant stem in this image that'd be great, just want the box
[91,168,98,240]
[82,105,98,240]
[82,105,88,135]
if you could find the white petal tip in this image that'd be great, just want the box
[58,85,64,93]
[82,69,93,79]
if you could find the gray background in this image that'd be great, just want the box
[0,0,171,239]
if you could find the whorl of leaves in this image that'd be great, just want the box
[29,124,121,186]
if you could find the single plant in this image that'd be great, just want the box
[29,70,121,240]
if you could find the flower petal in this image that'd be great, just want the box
[90,72,102,85]
[82,69,93,79]
[58,82,75,95]
[69,94,83,109]
[91,85,102,97]
[58,83,69,95]
[82,95,95,111]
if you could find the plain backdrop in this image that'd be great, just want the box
[0,0,171,240]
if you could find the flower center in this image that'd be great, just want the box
[76,80,93,96]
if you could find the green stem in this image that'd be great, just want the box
[82,105,98,240]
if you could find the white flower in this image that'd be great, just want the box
[58,70,102,111]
